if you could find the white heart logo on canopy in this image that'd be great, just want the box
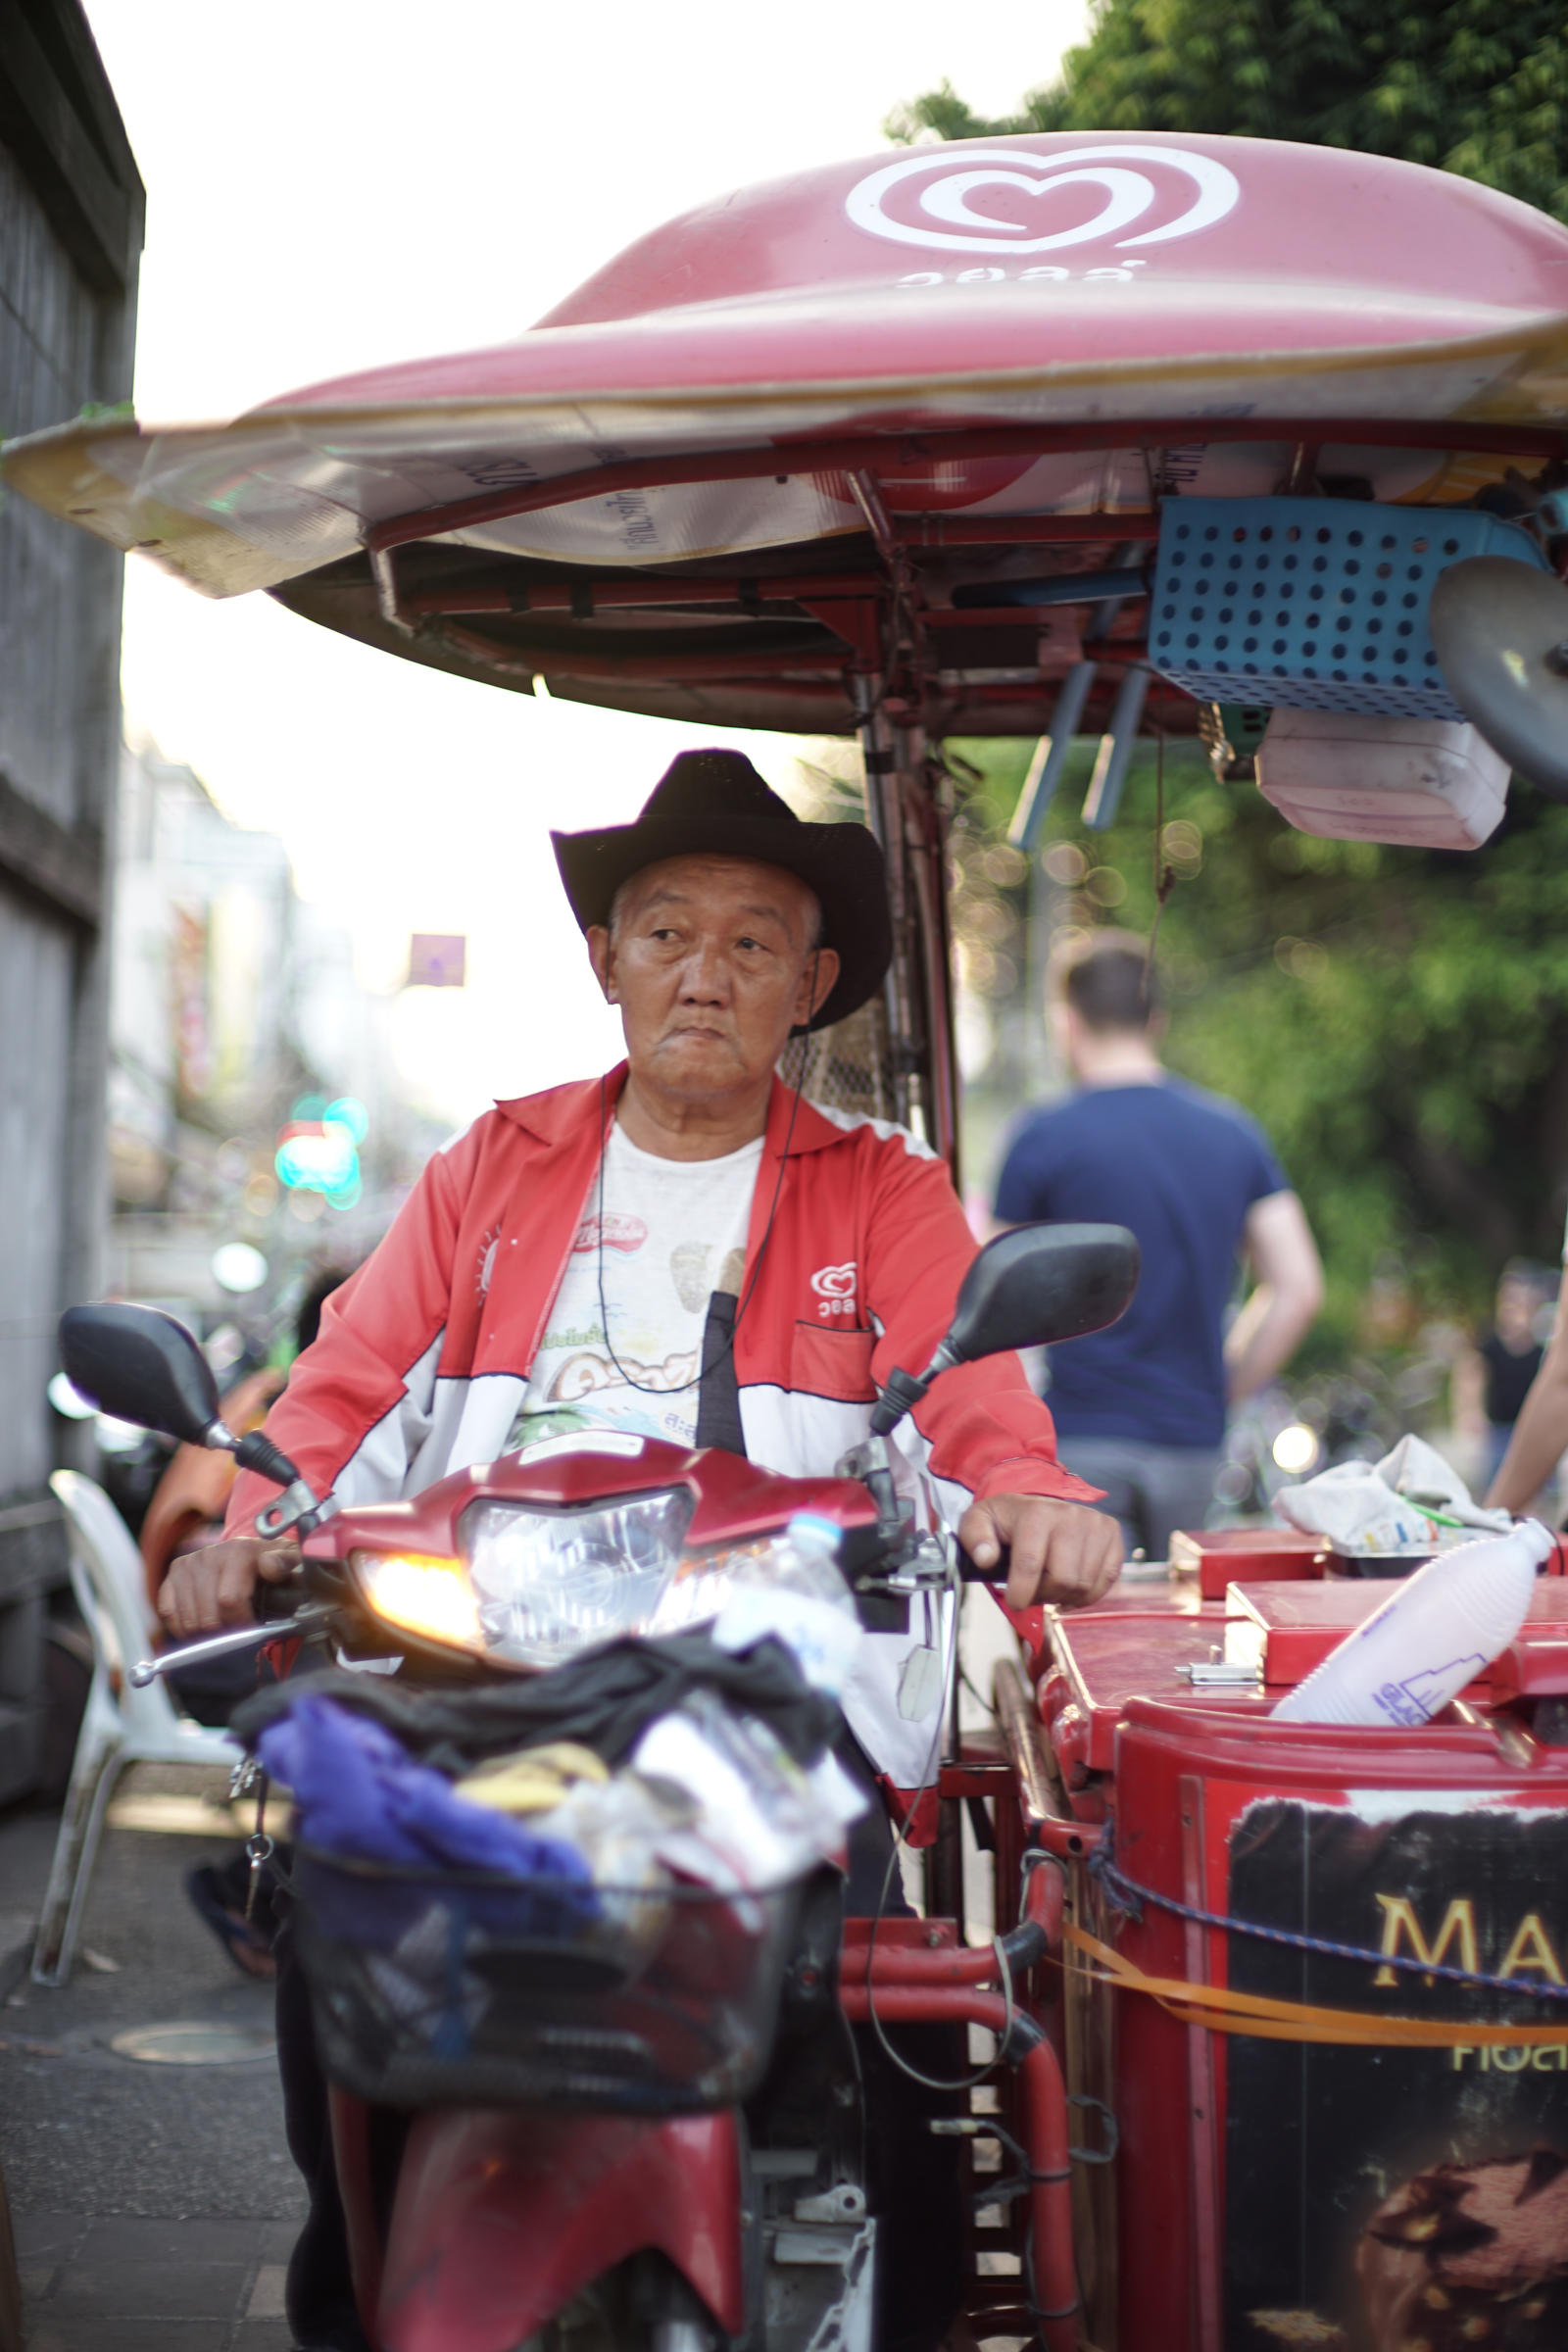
[845,144,1241,256]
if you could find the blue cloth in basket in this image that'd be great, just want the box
[258,1694,599,1942]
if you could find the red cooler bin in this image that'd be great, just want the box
[1044,1579,1568,2351]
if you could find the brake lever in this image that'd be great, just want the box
[129,1602,335,1689]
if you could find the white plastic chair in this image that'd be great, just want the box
[31,1469,240,1986]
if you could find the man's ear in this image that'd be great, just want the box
[1051,998,1079,1070]
[587,925,616,1003]
[795,946,840,1027]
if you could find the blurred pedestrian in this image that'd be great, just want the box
[1488,1248,1568,1519]
[1452,1260,1552,1493]
[993,928,1323,1557]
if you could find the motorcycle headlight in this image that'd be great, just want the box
[352,1550,485,1654]
[351,1493,794,1668]
[461,1487,699,1666]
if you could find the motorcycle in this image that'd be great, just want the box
[58,1219,1137,2352]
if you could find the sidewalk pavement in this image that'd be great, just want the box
[18,2214,292,2352]
[0,1770,305,2351]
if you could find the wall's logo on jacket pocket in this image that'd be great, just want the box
[810,1262,858,1317]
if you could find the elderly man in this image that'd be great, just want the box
[163,749,1117,1683]
[159,748,1117,2352]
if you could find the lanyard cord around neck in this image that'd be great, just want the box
[594,957,817,1400]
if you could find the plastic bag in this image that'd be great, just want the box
[1275,1434,1512,1555]
[633,1685,858,1892]
[518,1770,692,1967]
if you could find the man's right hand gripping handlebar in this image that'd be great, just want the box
[158,1537,304,1642]
[956,1493,1122,1611]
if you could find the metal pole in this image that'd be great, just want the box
[1008,662,1099,853]
[900,727,960,1177]
[854,678,913,1130]
[1082,667,1151,832]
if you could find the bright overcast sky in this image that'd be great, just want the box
[79,0,1088,1121]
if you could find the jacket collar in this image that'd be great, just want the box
[765,1075,844,1157]
[493,1067,623,1146]
[494,1065,845,1157]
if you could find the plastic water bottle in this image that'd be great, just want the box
[711,1512,861,1695]
[1271,1521,1554,1728]
[765,1514,859,1615]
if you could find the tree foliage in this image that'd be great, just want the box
[892,5,1568,1353]
[948,738,1568,1351]
[887,3,1568,226]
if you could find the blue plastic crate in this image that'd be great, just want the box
[1149,497,1546,719]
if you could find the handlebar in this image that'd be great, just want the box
[259,1567,310,1620]
[956,1543,1008,1585]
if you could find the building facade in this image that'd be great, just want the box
[108,738,431,1329]
[0,1,142,1802]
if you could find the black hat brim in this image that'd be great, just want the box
[551,811,891,1032]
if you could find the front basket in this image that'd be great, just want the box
[292,1845,807,2114]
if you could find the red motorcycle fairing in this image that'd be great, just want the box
[305,1434,880,1569]
[374,2105,747,2352]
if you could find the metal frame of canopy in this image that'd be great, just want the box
[355,415,1562,702]
[318,410,1563,1169]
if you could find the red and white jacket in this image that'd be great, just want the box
[227,1068,1096,1794]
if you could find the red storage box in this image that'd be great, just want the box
[1168,1524,1326,1600]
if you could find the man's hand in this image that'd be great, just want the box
[157,1537,301,1642]
[958,1494,1122,1613]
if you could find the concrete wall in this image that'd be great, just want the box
[0,1,142,1799]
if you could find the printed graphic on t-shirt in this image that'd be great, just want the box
[507,1330,704,1452]
[506,1124,761,1456]
[548,1340,700,1401]
[673,1244,746,1308]
[572,1212,647,1254]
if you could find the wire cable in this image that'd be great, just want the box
[859,1555,1018,2093]
[1093,1848,1568,2003]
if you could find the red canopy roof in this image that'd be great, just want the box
[6,133,1566,734]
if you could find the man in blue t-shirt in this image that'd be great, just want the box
[994,930,1323,1558]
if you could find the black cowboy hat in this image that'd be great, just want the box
[552,749,891,1032]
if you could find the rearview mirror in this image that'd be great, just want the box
[947,1223,1140,1362]
[868,1223,1139,1442]
[59,1303,222,1448]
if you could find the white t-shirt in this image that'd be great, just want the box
[506,1122,763,1452]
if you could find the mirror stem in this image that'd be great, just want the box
[861,1436,904,1541]
[234,1429,305,1489]
[870,1369,925,1441]
[870,1340,962,1439]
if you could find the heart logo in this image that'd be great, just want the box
[810,1262,858,1300]
[846,143,1240,258]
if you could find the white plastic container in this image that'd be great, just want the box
[1271,1520,1553,1728]
[1254,710,1510,850]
